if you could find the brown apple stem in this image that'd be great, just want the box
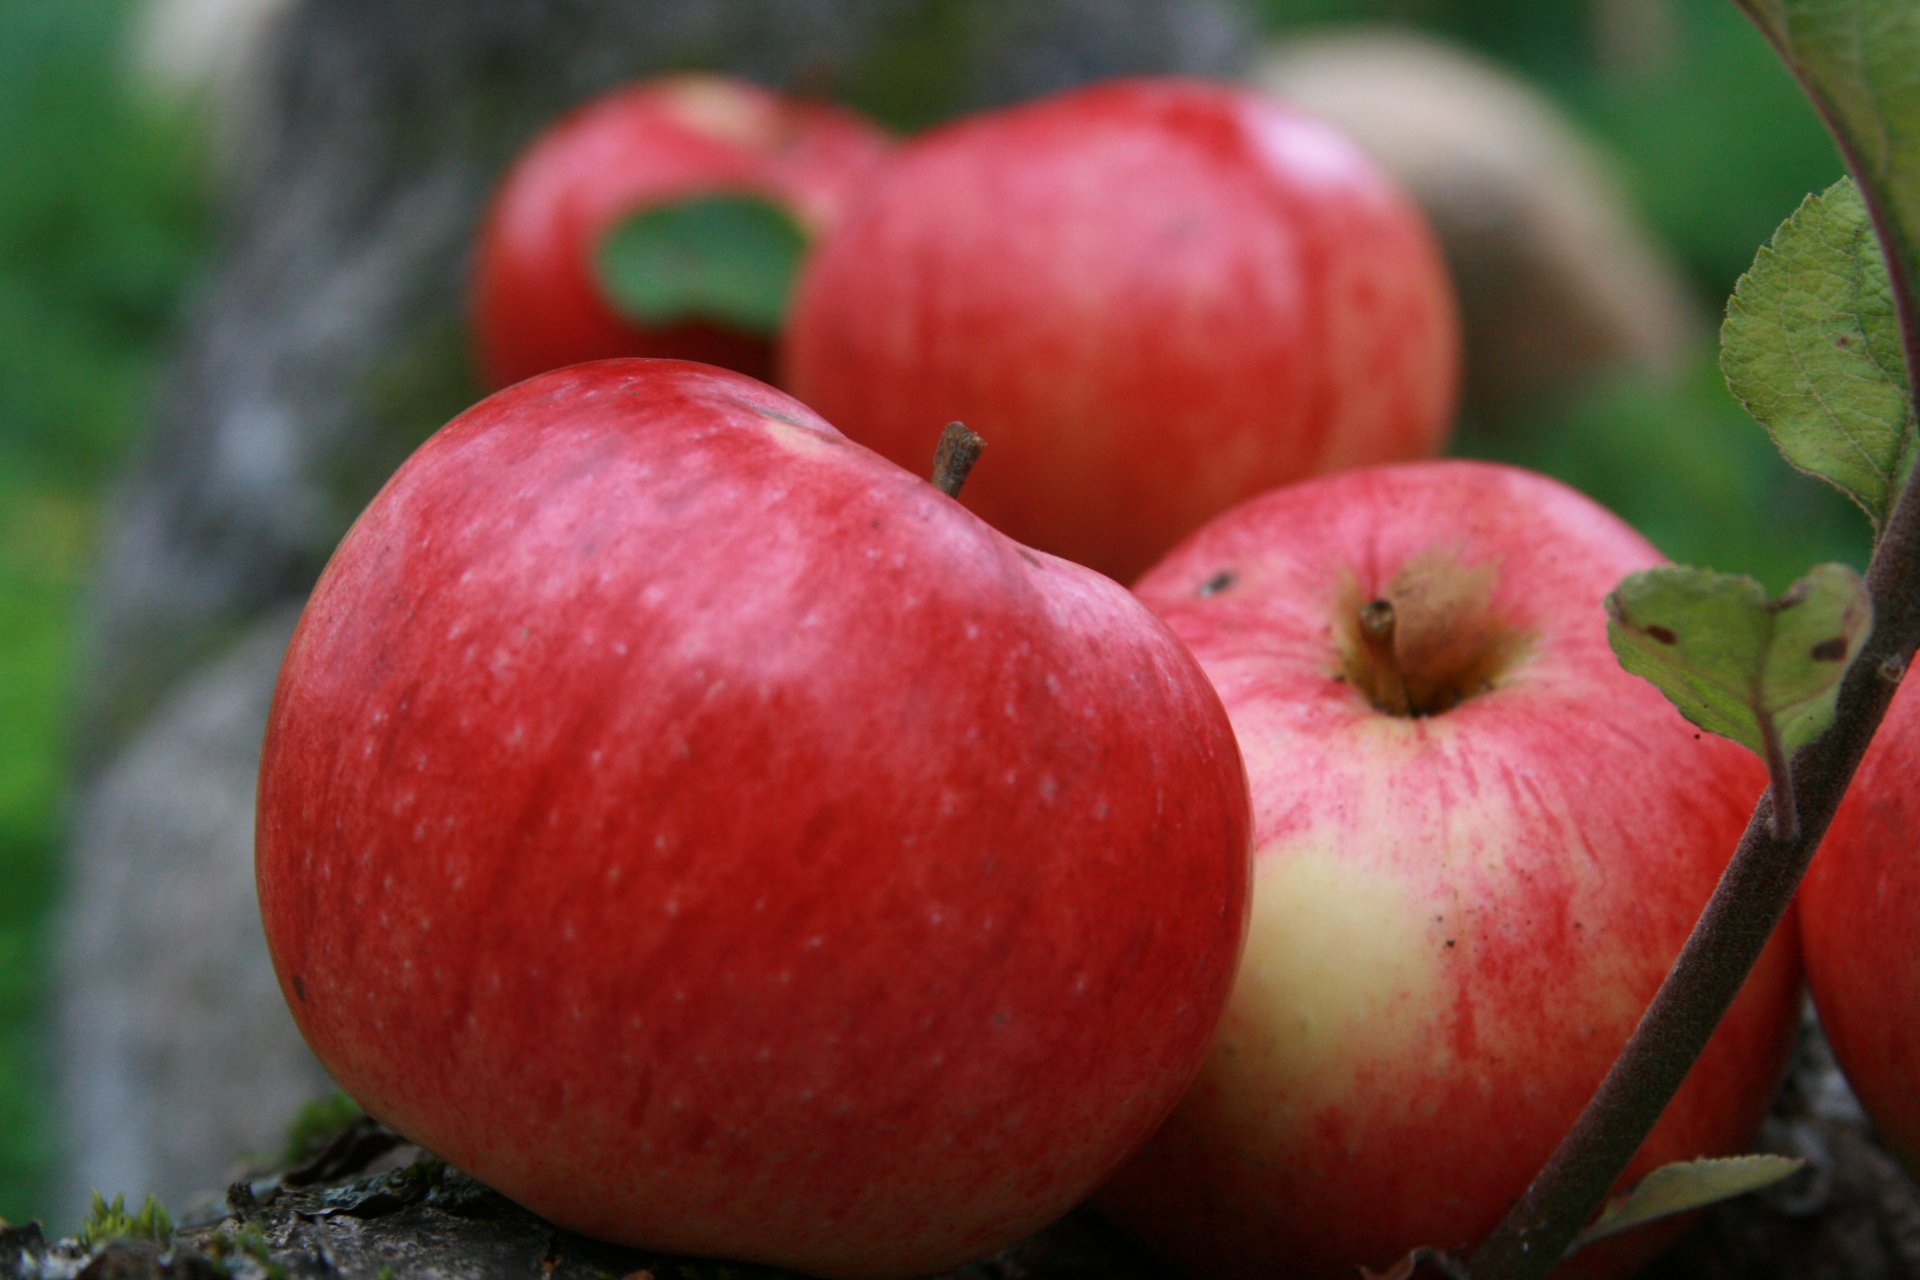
[931,422,985,499]
[1356,599,1415,717]
[1466,133,1920,1280]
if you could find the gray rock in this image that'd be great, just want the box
[59,608,324,1225]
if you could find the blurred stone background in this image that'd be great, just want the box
[0,0,1886,1261]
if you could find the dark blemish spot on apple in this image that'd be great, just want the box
[1835,335,1853,348]
[868,517,882,531]
[292,975,307,1003]
[1810,637,1849,662]
[1197,570,1236,598]
[1444,939,1456,949]
[1646,625,1679,645]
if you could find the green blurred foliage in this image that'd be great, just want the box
[1248,0,1842,297]
[1251,0,1870,583]
[0,0,210,1223]
[1454,357,1872,595]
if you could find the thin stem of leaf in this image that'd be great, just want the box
[1758,710,1799,843]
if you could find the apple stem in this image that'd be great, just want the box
[1356,599,1415,716]
[931,422,985,499]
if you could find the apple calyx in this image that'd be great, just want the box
[931,421,985,498]
[1337,546,1532,717]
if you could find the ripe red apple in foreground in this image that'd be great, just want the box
[471,76,890,389]
[1800,676,1920,1173]
[254,359,1252,1279]
[1096,460,1801,1279]
[783,77,1460,582]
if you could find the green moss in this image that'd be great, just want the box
[78,1191,174,1248]
[280,1090,366,1164]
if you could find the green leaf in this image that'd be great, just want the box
[1723,179,1917,532]
[594,194,807,336]
[1736,0,1920,297]
[1568,1154,1805,1254]
[1605,562,1872,758]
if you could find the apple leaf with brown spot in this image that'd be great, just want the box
[595,193,807,335]
[1566,1154,1806,1255]
[1722,179,1916,533]
[1605,562,1871,759]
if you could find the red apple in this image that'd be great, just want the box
[253,359,1252,1279]
[1095,460,1801,1279]
[782,77,1460,583]
[471,76,891,389]
[1799,675,1920,1172]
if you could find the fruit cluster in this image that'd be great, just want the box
[257,72,1844,1280]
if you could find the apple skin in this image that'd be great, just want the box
[1800,675,1920,1174]
[782,77,1460,583]
[253,359,1253,1279]
[471,76,891,389]
[1095,460,1801,1279]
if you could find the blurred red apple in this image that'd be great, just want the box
[1097,460,1800,1279]
[783,77,1459,582]
[1800,675,1920,1173]
[254,359,1252,1279]
[471,76,890,388]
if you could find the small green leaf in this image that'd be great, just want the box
[1723,179,1917,532]
[595,193,807,336]
[1605,562,1871,758]
[1568,1154,1805,1254]
[1737,0,1920,292]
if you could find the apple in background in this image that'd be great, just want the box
[254,360,1252,1279]
[471,76,891,389]
[1799,676,1920,1173]
[1095,460,1801,1279]
[782,77,1460,583]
